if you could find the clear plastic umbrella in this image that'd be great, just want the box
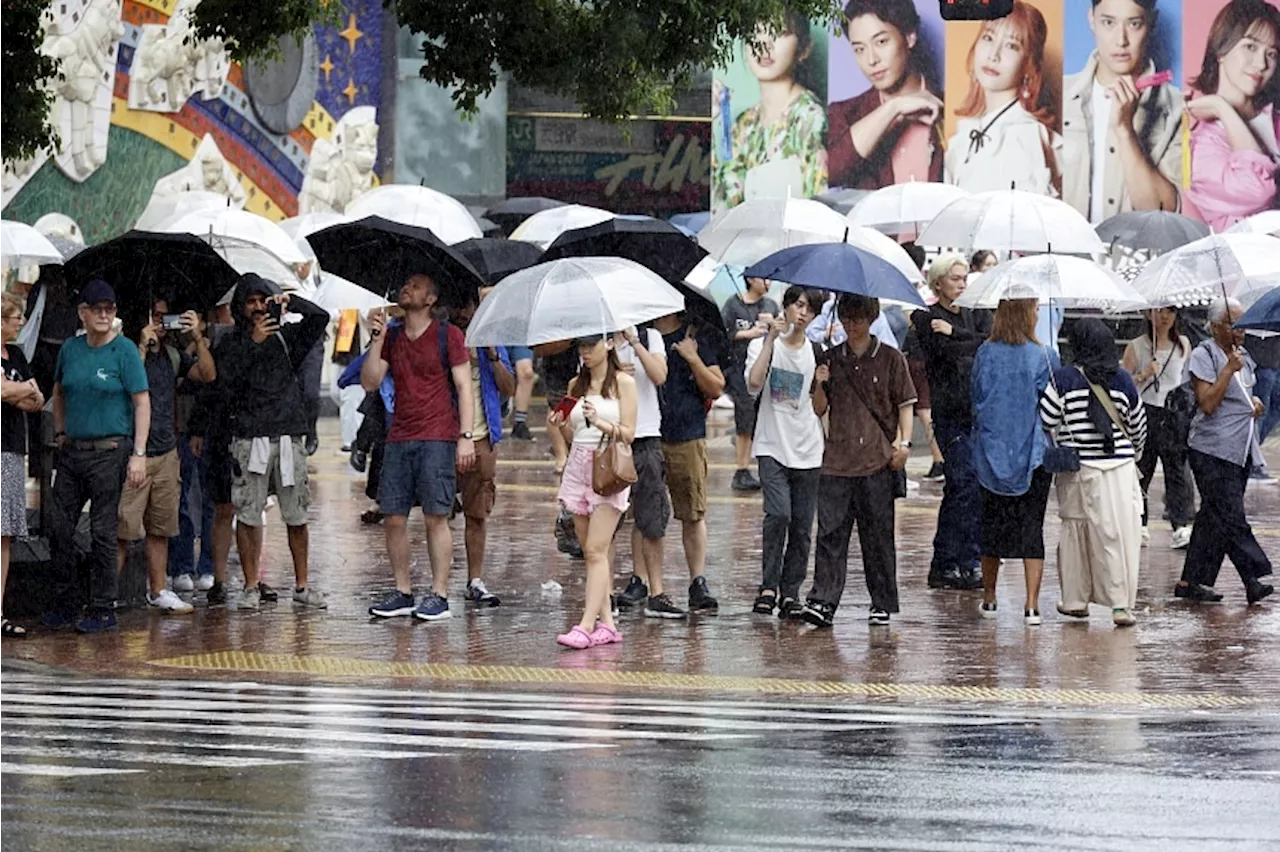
[1226,210,1280,237]
[1,220,63,269]
[160,208,310,265]
[955,255,1147,311]
[279,211,350,260]
[848,181,971,236]
[917,187,1105,255]
[1129,233,1280,307]
[346,185,483,245]
[509,204,616,249]
[134,190,233,231]
[463,257,685,347]
[698,197,923,283]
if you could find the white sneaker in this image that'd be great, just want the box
[172,574,195,592]
[149,589,194,614]
[1140,526,1150,547]
[195,574,215,591]
[1170,526,1192,550]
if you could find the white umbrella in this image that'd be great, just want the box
[279,211,349,260]
[134,190,233,231]
[1226,210,1280,237]
[463,257,685,347]
[1130,233,1280,307]
[313,272,393,318]
[699,198,923,283]
[955,255,1147,311]
[160,208,310,265]
[199,234,303,289]
[510,204,615,249]
[917,188,1105,255]
[345,185,482,245]
[1,221,62,268]
[848,181,971,236]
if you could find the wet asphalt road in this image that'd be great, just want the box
[3,415,1279,849]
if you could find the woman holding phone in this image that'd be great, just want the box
[549,335,638,649]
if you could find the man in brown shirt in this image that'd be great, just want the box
[803,294,915,628]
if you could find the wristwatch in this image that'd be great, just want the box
[896,440,912,449]
[133,449,146,458]
[460,431,474,440]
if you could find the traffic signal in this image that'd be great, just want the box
[940,0,1014,20]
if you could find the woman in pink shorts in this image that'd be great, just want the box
[549,335,638,649]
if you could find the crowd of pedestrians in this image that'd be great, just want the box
[0,262,1275,644]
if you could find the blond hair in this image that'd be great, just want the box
[1,291,24,318]
[926,254,969,293]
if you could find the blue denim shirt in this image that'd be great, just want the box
[971,341,1055,496]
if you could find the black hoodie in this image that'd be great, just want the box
[211,274,330,440]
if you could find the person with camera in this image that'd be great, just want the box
[214,273,331,611]
[41,280,150,634]
[116,297,214,614]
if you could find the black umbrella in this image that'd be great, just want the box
[306,215,485,306]
[542,216,710,284]
[485,197,567,234]
[64,231,241,332]
[1096,211,1210,255]
[453,238,545,286]
[540,216,727,349]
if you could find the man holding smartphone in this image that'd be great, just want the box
[213,273,331,611]
[117,297,215,614]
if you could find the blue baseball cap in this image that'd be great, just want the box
[79,279,116,306]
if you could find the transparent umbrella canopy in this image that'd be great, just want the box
[1130,233,1280,307]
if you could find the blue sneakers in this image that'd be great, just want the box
[74,609,118,634]
[369,591,416,618]
[40,608,77,631]
[414,593,451,621]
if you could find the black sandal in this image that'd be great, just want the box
[2,618,28,638]
[752,589,777,614]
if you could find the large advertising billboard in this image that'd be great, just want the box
[712,0,1280,232]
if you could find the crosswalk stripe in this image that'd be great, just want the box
[0,763,144,777]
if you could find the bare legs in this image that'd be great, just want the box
[116,535,172,597]
[514,359,535,421]
[630,525,665,596]
[464,516,486,583]
[981,555,1043,613]
[574,507,620,632]
[682,519,707,580]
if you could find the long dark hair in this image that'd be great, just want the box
[1145,308,1189,356]
[569,342,623,400]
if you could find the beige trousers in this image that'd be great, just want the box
[1055,460,1143,611]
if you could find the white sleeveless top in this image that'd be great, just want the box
[570,394,621,446]
[1129,334,1190,408]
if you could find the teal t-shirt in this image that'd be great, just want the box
[55,335,149,440]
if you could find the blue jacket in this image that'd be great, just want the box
[477,347,512,445]
[338,353,395,413]
[970,341,1056,496]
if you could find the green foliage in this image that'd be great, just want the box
[187,0,345,62]
[2,0,63,162]
[394,0,837,119]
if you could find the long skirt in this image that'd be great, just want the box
[1056,460,1143,610]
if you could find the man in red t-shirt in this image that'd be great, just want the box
[361,273,475,621]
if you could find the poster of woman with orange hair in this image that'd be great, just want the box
[944,0,1065,196]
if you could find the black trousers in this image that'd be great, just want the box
[811,469,899,613]
[1137,405,1194,528]
[48,443,130,610]
[1180,450,1273,589]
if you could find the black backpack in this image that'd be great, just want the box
[1164,341,1223,447]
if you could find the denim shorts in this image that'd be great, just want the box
[509,346,534,363]
[378,440,457,517]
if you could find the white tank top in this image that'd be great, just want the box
[570,394,622,446]
[1130,334,1190,408]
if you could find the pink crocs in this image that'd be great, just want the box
[556,625,593,649]
[588,623,623,646]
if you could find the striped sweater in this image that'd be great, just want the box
[1039,366,1147,461]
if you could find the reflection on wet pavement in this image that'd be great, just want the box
[3,415,1278,848]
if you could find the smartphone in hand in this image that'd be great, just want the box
[553,396,579,420]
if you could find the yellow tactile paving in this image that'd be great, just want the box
[149,652,1256,710]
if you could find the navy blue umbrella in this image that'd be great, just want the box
[1235,287,1280,332]
[743,242,924,306]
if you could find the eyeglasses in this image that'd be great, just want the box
[84,304,117,315]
